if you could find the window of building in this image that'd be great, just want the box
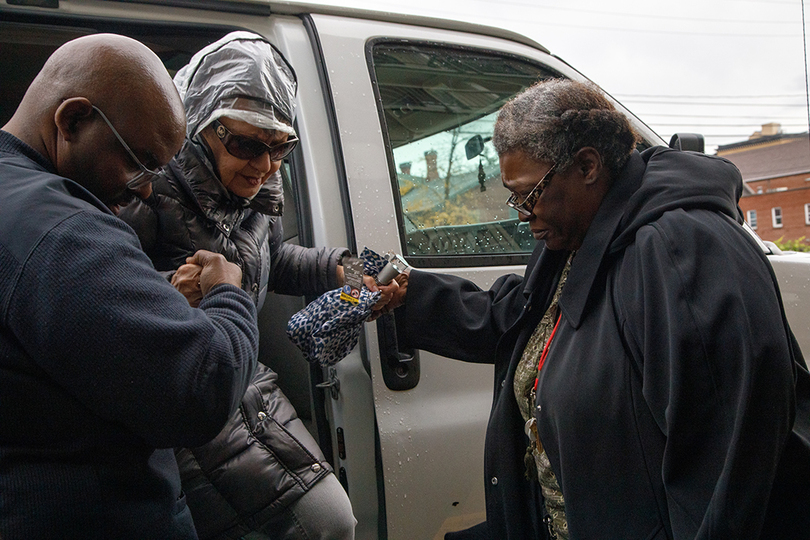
[805,203,810,225]
[772,207,783,228]
[746,209,757,229]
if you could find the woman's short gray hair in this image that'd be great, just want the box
[493,78,640,177]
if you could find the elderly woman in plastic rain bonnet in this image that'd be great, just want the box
[175,30,298,205]
[120,32,360,540]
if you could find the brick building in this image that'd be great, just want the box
[717,123,810,245]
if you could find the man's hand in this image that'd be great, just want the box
[187,250,242,296]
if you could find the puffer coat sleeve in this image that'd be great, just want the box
[266,219,348,297]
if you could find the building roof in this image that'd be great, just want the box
[717,133,810,182]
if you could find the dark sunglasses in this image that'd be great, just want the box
[212,119,298,162]
[91,105,165,190]
[505,163,556,217]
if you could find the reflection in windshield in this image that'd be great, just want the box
[395,114,508,228]
[372,42,558,258]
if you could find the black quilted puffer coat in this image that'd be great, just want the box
[119,138,348,539]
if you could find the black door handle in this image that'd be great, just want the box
[376,312,420,391]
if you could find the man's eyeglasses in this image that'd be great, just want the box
[91,105,165,191]
[505,163,556,217]
[212,119,299,162]
[92,105,163,190]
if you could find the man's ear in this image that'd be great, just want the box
[54,98,94,142]
[574,147,603,185]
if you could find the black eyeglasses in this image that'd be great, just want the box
[91,105,165,191]
[505,163,556,217]
[212,119,298,162]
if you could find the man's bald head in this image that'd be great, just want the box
[3,33,185,207]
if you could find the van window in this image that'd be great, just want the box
[0,19,228,125]
[369,41,560,266]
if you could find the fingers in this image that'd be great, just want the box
[173,262,201,279]
[386,272,409,311]
[172,263,203,307]
[336,264,346,287]
[367,298,395,322]
[362,274,379,293]
[371,279,398,310]
[186,249,220,266]
[187,250,242,294]
[364,275,405,323]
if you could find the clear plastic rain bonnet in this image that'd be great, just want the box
[173,31,297,140]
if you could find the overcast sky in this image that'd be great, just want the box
[309,0,809,154]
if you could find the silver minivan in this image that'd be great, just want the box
[2,1,808,538]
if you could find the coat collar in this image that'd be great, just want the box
[0,130,57,174]
[557,151,645,329]
[169,138,284,233]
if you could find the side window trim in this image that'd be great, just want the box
[301,14,357,253]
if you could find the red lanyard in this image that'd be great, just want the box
[533,312,561,392]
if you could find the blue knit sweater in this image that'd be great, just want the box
[0,130,259,539]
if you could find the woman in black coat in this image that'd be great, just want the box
[390,79,810,540]
[120,32,382,540]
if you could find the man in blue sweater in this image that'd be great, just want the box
[0,33,259,539]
